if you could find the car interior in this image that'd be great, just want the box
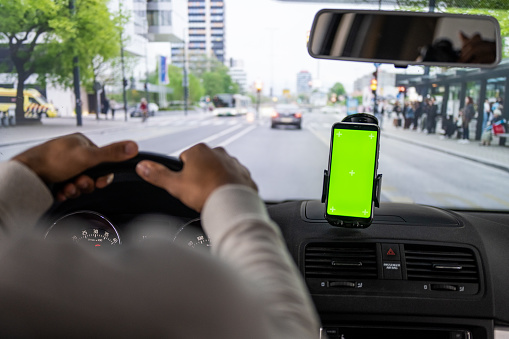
[36,5,509,339]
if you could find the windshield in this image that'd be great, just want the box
[0,0,508,210]
[212,94,234,108]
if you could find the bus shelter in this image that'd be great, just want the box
[396,59,509,140]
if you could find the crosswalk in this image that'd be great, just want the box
[143,115,342,131]
[143,116,266,129]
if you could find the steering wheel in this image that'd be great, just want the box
[42,152,199,224]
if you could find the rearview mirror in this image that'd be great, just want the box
[308,10,502,68]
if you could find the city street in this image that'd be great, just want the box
[1,110,508,209]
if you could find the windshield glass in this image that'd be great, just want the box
[0,0,508,210]
[212,94,234,108]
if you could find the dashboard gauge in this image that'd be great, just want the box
[45,211,121,247]
[173,218,211,251]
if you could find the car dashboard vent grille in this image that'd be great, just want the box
[404,244,479,284]
[305,243,378,280]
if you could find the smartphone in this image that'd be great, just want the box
[325,122,380,227]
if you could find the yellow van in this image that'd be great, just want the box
[0,87,58,118]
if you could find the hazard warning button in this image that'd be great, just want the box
[381,243,400,260]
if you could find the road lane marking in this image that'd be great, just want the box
[168,124,244,157]
[217,125,257,147]
[308,127,330,147]
[483,193,509,208]
[428,192,480,209]
[380,190,414,203]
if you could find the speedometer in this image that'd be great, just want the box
[173,218,211,251]
[45,211,121,247]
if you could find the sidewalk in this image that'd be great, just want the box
[0,110,199,147]
[381,120,509,173]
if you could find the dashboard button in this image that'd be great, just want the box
[381,243,400,260]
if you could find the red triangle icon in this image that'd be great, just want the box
[387,248,396,256]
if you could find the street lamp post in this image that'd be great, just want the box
[255,80,263,120]
[69,0,82,126]
[118,1,128,121]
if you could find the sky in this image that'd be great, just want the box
[224,0,382,95]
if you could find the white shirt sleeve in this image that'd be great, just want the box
[202,184,321,339]
[0,161,53,235]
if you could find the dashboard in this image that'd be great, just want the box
[40,175,509,339]
[269,200,509,339]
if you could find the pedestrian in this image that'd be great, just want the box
[140,98,148,122]
[101,93,110,119]
[392,101,402,127]
[420,98,429,132]
[491,97,501,114]
[413,101,422,130]
[482,99,492,132]
[459,96,475,144]
[403,102,414,129]
[426,97,438,134]
[481,109,507,146]
[110,99,117,120]
[441,114,457,139]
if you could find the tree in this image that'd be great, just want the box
[0,0,122,122]
[201,65,239,97]
[397,0,509,10]
[188,73,205,103]
[329,82,346,97]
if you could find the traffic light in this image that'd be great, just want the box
[123,78,128,88]
[370,78,377,93]
[398,86,406,94]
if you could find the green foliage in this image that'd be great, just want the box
[44,0,123,87]
[0,1,120,101]
[397,0,509,10]
[167,65,184,101]
[0,0,123,119]
[188,73,204,103]
[329,82,346,96]
[201,65,239,97]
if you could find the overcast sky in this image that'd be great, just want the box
[225,0,380,95]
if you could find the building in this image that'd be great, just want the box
[297,71,312,95]
[106,0,186,109]
[110,0,185,79]
[229,67,247,93]
[172,0,226,71]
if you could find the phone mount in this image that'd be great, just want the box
[321,113,382,227]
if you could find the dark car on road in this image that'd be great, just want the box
[271,104,302,129]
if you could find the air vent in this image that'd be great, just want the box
[405,244,479,284]
[305,243,378,280]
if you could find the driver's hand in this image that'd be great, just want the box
[136,143,257,212]
[12,133,138,201]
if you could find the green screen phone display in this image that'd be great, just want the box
[326,126,378,220]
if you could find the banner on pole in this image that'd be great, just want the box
[159,56,169,85]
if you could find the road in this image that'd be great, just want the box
[1,110,508,209]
